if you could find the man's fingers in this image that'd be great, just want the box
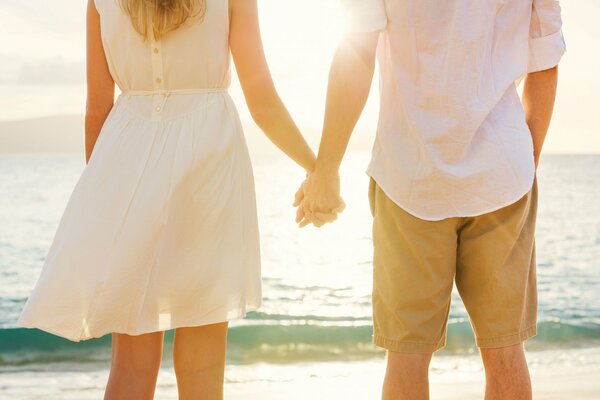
[332,200,346,214]
[311,199,345,215]
[305,212,325,225]
[315,212,337,222]
[299,210,328,228]
[296,212,337,228]
[313,220,326,228]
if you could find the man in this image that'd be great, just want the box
[295,0,565,398]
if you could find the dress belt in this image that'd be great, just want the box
[123,88,227,96]
[122,88,227,116]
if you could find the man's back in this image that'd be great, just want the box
[344,0,565,220]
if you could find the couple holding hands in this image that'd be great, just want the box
[19,0,565,398]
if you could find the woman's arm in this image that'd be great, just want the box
[85,0,114,163]
[229,0,315,174]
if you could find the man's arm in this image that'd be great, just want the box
[314,32,380,174]
[522,66,558,167]
[296,32,379,226]
[523,0,565,168]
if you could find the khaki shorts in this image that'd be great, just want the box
[369,178,538,353]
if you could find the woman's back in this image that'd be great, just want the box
[95,0,230,92]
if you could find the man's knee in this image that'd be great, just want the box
[480,343,528,370]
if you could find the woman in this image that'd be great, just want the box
[17,0,316,398]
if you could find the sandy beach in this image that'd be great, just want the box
[226,370,600,400]
[2,348,599,399]
[224,349,600,400]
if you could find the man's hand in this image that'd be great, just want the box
[293,169,345,228]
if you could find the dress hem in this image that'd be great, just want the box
[17,303,261,343]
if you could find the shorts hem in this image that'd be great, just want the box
[373,335,444,354]
[476,325,537,349]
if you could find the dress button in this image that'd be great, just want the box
[155,106,161,112]
[153,47,159,54]
[156,77,162,84]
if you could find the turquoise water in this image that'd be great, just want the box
[1,153,599,370]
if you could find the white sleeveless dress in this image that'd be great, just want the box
[17,0,262,341]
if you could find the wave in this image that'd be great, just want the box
[1,318,599,366]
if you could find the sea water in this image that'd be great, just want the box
[0,152,599,398]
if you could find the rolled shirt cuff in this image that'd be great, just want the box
[527,30,566,73]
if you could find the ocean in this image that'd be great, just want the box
[0,152,599,399]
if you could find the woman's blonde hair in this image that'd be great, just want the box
[119,0,206,40]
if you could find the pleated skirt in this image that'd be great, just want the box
[18,92,262,341]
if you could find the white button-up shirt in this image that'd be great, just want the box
[344,0,566,220]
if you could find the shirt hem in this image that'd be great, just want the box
[366,168,536,222]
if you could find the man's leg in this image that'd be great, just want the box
[382,351,432,400]
[368,179,458,400]
[456,181,538,400]
[480,344,532,400]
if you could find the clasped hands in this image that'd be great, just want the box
[293,168,346,228]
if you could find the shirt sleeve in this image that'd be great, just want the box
[528,0,566,73]
[340,0,387,33]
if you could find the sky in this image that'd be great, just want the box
[0,0,598,153]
